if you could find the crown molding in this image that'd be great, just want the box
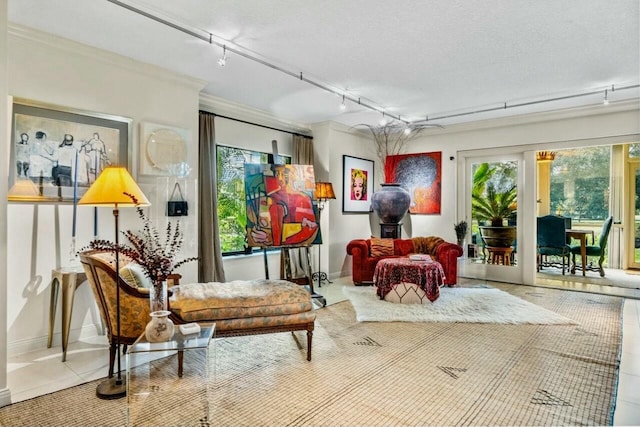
[8,24,207,91]
[199,92,312,136]
[422,98,640,135]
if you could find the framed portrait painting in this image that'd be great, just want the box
[342,155,374,213]
[8,98,130,202]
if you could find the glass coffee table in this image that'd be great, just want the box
[126,323,215,427]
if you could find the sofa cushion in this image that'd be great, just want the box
[370,237,394,257]
[412,236,445,255]
[394,239,415,255]
[119,262,151,289]
[169,279,313,320]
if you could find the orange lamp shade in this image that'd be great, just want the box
[315,182,336,201]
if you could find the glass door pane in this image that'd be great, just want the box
[461,155,522,285]
[471,160,518,266]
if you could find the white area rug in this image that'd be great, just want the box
[343,285,577,324]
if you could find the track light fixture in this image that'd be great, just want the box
[603,89,609,105]
[218,45,228,67]
[107,0,640,127]
[339,95,347,111]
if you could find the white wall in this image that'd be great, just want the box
[0,0,11,407]
[5,25,204,357]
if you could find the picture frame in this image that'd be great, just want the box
[342,155,375,213]
[139,121,191,177]
[385,151,442,214]
[8,98,131,202]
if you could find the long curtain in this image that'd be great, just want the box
[292,134,314,165]
[198,112,226,282]
[288,134,315,278]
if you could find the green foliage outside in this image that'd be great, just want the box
[471,161,517,227]
[550,146,610,220]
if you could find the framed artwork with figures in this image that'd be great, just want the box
[342,155,374,213]
[8,98,130,202]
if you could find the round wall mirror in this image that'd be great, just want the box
[145,128,187,172]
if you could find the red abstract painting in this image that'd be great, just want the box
[385,152,442,214]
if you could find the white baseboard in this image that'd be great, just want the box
[7,323,103,357]
[0,388,11,408]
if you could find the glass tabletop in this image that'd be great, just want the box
[129,323,215,354]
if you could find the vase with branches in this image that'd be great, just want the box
[83,193,198,312]
[454,220,468,247]
[352,120,441,227]
[354,120,440,183]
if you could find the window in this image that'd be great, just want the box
[216,145,290,255]
[550,146,610,221]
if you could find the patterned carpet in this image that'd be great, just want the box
[0,283,622,426]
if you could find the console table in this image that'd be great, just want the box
[47,267,90,362]
[373,257,446,302]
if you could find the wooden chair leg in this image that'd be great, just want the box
[599,257,605,277]
[178,350,184,377]
[108,342,116,378]
[306,329,313,361]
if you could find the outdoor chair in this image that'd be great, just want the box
[570,215,614,277]
[537,215,571,274]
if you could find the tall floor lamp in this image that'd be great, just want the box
[79,166,150,399]
[313,182,336,291]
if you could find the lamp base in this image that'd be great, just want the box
[96,376,126,400]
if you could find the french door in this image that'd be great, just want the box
[628,160,640,269]
[461,153,524,284]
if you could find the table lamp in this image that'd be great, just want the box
[313,182,336,290]
[79,166,150,399]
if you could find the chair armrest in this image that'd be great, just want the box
[167,273,182,287]
[347,239,369,258]
[435,242,464,260]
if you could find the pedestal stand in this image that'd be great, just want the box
[380,223,402,239]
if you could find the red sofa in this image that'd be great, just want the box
[346,237,463,286]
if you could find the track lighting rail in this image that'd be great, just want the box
[108,0,639,126]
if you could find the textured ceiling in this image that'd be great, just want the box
[7,0,640,127]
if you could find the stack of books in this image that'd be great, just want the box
[409,254,432,262]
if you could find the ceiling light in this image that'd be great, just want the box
[217,45,228,67]
[603,89,609,105]
[404,127,411,135]
[379,112,387,126]
[339,95,347,111]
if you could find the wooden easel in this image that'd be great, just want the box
[279,246,326,307]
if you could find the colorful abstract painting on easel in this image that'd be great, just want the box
[245,164,318,248]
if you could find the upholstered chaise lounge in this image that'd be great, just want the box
[80,251,315,377]
[346,236,463,286]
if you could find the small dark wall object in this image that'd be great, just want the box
[167,182,188,216]
[380,223,402,239]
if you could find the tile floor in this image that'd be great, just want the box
[6,274,640,426]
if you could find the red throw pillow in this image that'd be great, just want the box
[370,237,394,257]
